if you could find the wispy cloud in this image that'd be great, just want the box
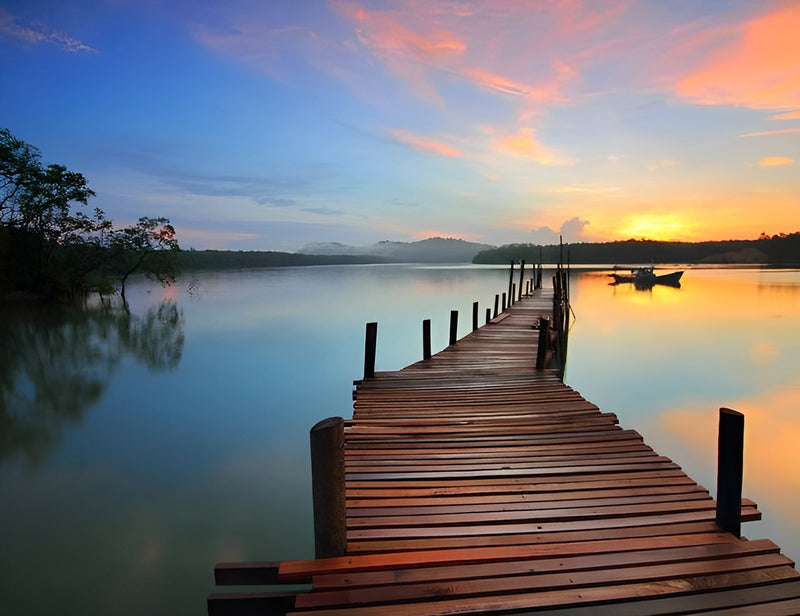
[741,128,800,138]
[759,156,794,167]
[493,128,571,165]
[390,128,463,157]
[770,111,800,121]
[0,9,96,53]
[671,4,800,110]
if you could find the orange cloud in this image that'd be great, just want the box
[759,156,794,167]
[674,5,800,109]
[390,128,463,157]
[494,128,571,165]
[770,111,800,121]
[742,128,800,137]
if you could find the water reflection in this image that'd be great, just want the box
[0,301,185,467]
[566,267,800,562]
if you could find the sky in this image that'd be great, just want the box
[1,0,798,251]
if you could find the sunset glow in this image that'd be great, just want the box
[1,1,798,250]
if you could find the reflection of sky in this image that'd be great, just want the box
[566,267,800,562]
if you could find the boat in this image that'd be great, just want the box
[609,266,683,289]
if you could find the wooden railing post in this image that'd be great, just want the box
[716,408,744,538]
[511,283,516,305]
[449,310,458,346]
[508,260,515,306]
[536,317,550,369]
[502,292,507,312]
[485,307,491,324]
[422,319,431,360]
[363,322,377,379]
[518,260,525,300]
[493,294,499,318]
[310,417,346,558]
[472,301,479,331]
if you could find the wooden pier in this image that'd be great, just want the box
[209,285,800,615]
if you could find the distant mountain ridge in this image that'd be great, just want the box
[298,237,495,263]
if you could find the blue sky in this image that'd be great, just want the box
[1,0,798,250]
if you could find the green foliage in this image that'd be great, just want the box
[0,128,179,301]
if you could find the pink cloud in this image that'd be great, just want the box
[333,1,466,103]
[462,60,577,120]
[673,5,800,110]
[390,129,463,158]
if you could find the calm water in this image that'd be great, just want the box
[1,264,798,615]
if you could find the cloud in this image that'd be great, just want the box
[301,206,344,216]
[741,128,800,138]
[759,156,794,167]
[770,111,800,121]
[0,9,96,53]
[647,159,680,171]
[530,216,590,244]
[672,5,800,110]
[389,128,463,157]
[333,1,466,104]
[494,128,571,165]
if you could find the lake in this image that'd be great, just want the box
[2,264,799,615]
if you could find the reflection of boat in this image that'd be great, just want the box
[609,266,683,289]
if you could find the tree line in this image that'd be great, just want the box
[1,128,179,303]
[473,236,800,266]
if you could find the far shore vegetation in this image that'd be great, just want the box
[1,128,178,305]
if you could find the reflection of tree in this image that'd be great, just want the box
[0,301,184,466]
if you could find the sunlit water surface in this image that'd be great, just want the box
[1,264,798,615]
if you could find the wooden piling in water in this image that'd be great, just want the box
[309,417,346,559]
[518,260,525,301]
[449,310,458,346]
[535,316,550,369]
[493,294,499,318]
[422,319,431,360]
[472,301,479,331]
[363,322,377,379]
[507,261,514,306]
[716,408,744,538]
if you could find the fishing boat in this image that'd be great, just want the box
[609,265,683,289]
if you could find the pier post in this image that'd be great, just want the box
[363,322,377,379]
[511,283,516,305]
[536,317,550,369]
[310,417,346,558]
[502,292,507,312]
[494,294,499,318]
[485,307,491,325]
[518,260,525,301]
[716,408,744,538]
[449,310,458,346]
[422,319,431,360]
[508,261,514,306]
[472,301,479,331]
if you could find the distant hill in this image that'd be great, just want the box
[299,237,495,263]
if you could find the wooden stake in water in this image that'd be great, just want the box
[716,408,744,538]
[310,416,346,558]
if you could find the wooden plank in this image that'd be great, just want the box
[286,567,800,615]
[312,538,782,590]
[278,532,740,580]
